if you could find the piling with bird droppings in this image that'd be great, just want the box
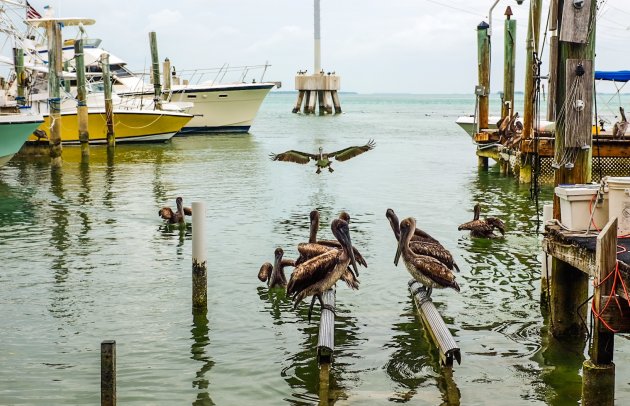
[101,340,116,406]
[192,201,207,310]
[409,280,461,367]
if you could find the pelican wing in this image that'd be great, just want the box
[286,250,339,297]
[340,269,360,290]
[328,139,375,162]
[409,241,455,270]
[295,243,333,266]
[269,150,317,164]
[410,255,460,291]
[316,240,368,268]
[458,219,493,234]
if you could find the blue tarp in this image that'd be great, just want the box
[595,70,630,82]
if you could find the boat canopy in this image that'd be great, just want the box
[595,70,630,82]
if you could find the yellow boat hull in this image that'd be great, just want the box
[30,110,192,144]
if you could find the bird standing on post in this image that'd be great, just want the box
[270,139,375,174]
[286,218,358,322]
[394,217,460,298]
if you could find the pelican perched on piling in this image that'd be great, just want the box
[258,247,295,289]
[158,197,191,224]
[385,209,460,272]
[287,218,358,322]
[395,217,460,298]
[269,139,375,174]
[458,203,505,238]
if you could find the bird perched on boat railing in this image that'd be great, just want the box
[287,218,359,322]
[269,139,375,174]
[385,208,460,272]
[158,197,192,224]
[457,203,505,238]
[394,217,460,299]
[258,247,296,289]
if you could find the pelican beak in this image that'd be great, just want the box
[394,237,403,266]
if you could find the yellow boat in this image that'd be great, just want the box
[30,109,193,144]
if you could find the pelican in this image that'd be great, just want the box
[158,197,190,224]
[287,218,358,322]
[613,106,628,139]
[395,217,460,298]
[270,139,375,174]
[258,247,295,289]
[385,209,460,272]
[457,203,505,238]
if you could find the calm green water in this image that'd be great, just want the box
[1,93,629,405]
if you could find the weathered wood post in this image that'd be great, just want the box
[192,201,207,310]
[101,340,116,406]
[75,39,89,157]
[317,288,335,405]
[502,7,516,120]
[162,57,171,101]
[12,48,26,107]
[547,0,559,121]
[549,0,596,339]
[541,204,553,307]
[149,32,162,110]
[582,218,617,406]
[476,21,490,132]
[46,20,62,167]
[101,53,115,148]
[519,0,542,183]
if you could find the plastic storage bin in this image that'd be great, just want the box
[554,184,608,232]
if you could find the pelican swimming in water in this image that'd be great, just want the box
[385,209,460,272]
[458,203,505,238]
[269,139,375,174]
[258,247,295,289]
[395,217,460,298]
[287,218,358,322]
[158,197,191,224]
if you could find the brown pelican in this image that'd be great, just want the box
[395,217,460,298]
[385,209,460,271]
[458,203,505,238]
[613,106,628,139]
[287,218,358,322]
[158,197,190,224]
[258,248,295,289]
[269,139,375,174]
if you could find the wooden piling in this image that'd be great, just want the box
[149,32,162,110]
[549,257,588,338]
[74,39,89,157]
[409,280,461,366]
[502,8,517,120]
[46,20,62,167]
[12,48,25,107]
[101,340,116,406]
[317,288,335,365]
[478,156,488,170]
[476,21,490,131]
[522,0,542,142]
[192,201,207,310]
[162,57,171,100]
[101,53,115,148]
[541,204,553,307]
[547,0,558,121]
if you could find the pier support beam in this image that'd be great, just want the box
[476,21,490,130]
[519,158,532,183]
[293,74,341,115]
[582,360,615,406]
[549,258,588,338]
[478,156,488,170]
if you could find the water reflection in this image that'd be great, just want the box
[77,161,92,246]
[190,309,215,405]
[257,286,294,325]
[384,302,461,404]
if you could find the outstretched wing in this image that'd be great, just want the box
[328,139,375,162]
[269,150,317,164]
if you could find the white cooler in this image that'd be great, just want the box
[606,177,630,235]
[554,184,609,232]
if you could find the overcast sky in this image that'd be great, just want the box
[19,0,630,94]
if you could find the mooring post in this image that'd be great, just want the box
[75,39,90,157]
[546,0,559,121]
[522,0,542,144]
[162,57,171,100]
[541,204,553,307]
[317,288,335,402]
[149,31,162,110]
[409,280,461,366]
[582,218,617,406]
[502,7,516,120]
[101,340,116,406]
[192,201,207,310]
[12,48,25,107]
[46,20,62,167]
[476,21,490,131]
[101,53,115,148]
[478,156,489,170]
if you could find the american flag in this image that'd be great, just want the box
[26,1,42,19]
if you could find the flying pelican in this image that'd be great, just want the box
[269,139,375,174]
[457,203,505,238]
[158,197,190,224]
[395,217,460,298]
[258,247,295,289]
[385,209,460,272]
[287,218,358,322]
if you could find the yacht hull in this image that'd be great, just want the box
[0,115,44,166]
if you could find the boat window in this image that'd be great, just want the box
[187,94,197,98]
[219,94,228,98]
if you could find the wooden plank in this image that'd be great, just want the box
[565,59,593,148]
[599,295,630,333]
[559,0,592,43]
[591,218,617,364]
[542,237,595,275]
[521,138,630,157]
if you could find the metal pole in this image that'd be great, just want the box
[192,201,207,310]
